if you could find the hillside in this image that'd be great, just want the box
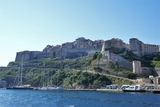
[0,37,160,88]
[0,52,135,88]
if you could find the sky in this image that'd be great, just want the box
[0,0,160,66]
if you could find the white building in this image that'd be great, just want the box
[101,41,106,54]
[133,61,142,74]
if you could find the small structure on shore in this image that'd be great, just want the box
[149,76,160,87]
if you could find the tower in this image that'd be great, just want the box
[133,61,142,74]
[101,41,106,54]
[101,41,110,62]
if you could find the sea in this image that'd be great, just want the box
[0,90,160,107]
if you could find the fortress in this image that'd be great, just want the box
[15,37,160,62]
[102,38,160,56]
[130,38,160,56]
[101,38,159,76]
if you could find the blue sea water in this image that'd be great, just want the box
[0,90,160,107]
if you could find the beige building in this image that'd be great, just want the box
[101,41,106,54]
[101,38,159,57]
[105,38,126,49]
[130,38,143,56]
[133,61,142,74]
[143,44,159,55]
[130,38,160,56]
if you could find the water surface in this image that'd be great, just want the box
[0,90,160,107]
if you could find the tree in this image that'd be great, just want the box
[92,52,98,60]
[127,73,137,79]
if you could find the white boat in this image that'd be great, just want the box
[36,86,63,91]
[47,86,63,90]
[36,62,64,91]
[7,85,33,90]
[7,58,33,90]
[122,85,146,92]
[36,87,48,90]
[121,85,130,90]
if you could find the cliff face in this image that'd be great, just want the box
[15,37,103,62]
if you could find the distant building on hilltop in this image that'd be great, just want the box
[101,41,132,69]
[102,38,160,56]
[15,37,160,62]
[130,38,143,56]
[104,38,126,49]
[130,38,160,56]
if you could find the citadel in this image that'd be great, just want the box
[102,38,160,56]
[15,37,160,62]
[4,37,160,87]
[14,37,160,76]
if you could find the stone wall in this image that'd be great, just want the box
[141,67,157,77]
[15,37,103,62]
[15,37,160,62]
[15,51,42,62]
[133,61,141,74]
[129,38,160,56]
[105,38,126,49]
[102,51,132,69]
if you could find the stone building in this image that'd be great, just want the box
[101,42,132,69]
[130,38,160,56]
[101,41,106,54]
[133,61,142,74]
[101,38,160,57]
[105,38,126,49]
[15,37,160,62]
[143,44,159,55]
[149,76,160,85]
[130,38,143,56]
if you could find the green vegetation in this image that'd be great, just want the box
[3,50,160,88]
[0,55,114,88]
[62,71,111,88]
[0,68,112,89]
[152,61,160,68]
[92,52,102,61]
[141,54,160,67]
[109,77,133,85]
[99,61,132,78]
[127,73,137,79]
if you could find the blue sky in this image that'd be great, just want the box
[0,0,160,66]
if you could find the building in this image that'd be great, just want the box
[143,44,159,55]
[129,38,160,56]
[102,38,160,57]
[105,38,126,49]
[101,41,106,54]
[133,61,142,74]
[130,38,143,56]
[101,42,132,69]
[149,76,160,85]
